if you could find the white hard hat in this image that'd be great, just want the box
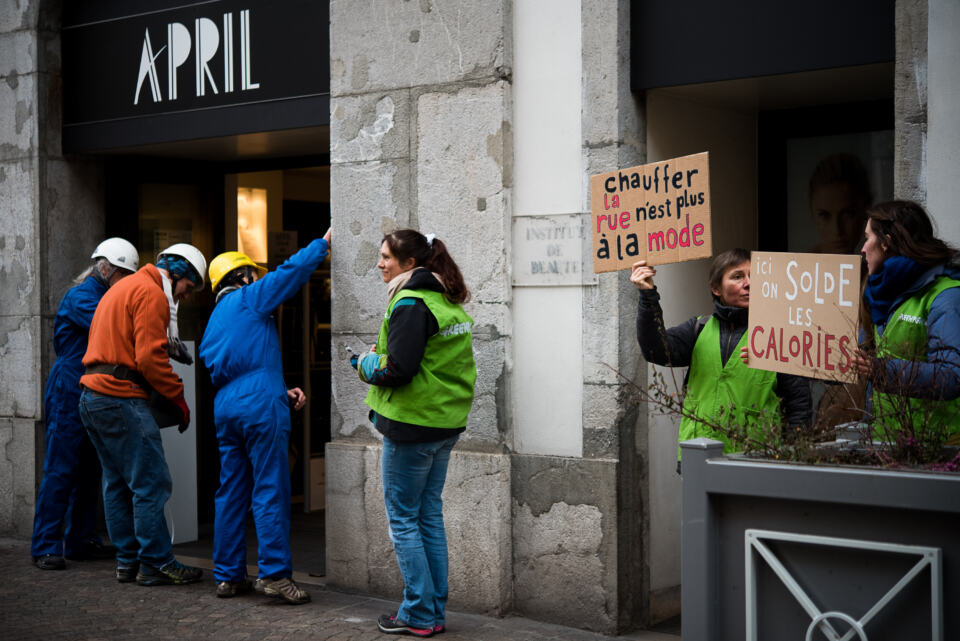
[158,243,207,287]
[91,238,139,272]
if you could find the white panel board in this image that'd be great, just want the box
[162,341,198,544]
[514,288,583,456]
[512,0,585,457]
[927,0,960,247]
[513,0,582,215]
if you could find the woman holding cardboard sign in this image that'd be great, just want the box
[850,200,960,441]
[632,249,810,468]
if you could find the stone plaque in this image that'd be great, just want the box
[512,214,596,286]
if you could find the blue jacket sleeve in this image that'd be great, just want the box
[875,287,960,400]
[241,238,329,316]
[64,280,102,332]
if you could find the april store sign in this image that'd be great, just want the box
[590,152,712,273]
[135,10,260,105]
[61,0,328,133]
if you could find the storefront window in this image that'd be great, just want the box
[758,99,894,253]
[785,132,893,254]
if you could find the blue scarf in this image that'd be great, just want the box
[157,255,201,286]
[863,255,928,325]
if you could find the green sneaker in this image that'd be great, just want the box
[136,559,203,586]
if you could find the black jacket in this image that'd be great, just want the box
[636,287,810,427]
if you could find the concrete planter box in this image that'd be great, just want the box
[680,438,960,641]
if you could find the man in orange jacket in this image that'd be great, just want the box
[79,243,207,586]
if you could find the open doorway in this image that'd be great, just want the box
[219,167,332,577]
[106,159,332,577]
[187,166,331,577]
[225,168,332,495]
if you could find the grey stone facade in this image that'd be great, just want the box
[1,0,956,636]
[0,4,44,539]
[0,0,104,538]
[894,0,928,202]
[327,0,517,617]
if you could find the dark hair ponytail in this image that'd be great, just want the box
[382,229,471,304]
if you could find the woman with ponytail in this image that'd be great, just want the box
[352,229,476,637]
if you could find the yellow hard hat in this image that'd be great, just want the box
[208,251,268,292]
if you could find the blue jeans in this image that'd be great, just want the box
[79,389,174,568]
[381,434,459,629]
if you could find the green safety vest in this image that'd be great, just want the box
[678,316,781,459]
[365,289,477,428]
[872,275,960,440]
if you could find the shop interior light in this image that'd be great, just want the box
[237,187,267,262]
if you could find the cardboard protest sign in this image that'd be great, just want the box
[748,252,860,382]
[590,151,712,273]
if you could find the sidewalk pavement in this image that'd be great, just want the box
[2,538,680,641]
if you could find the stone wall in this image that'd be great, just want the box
[0,0,103,537]
[511,456,619,630]
[894,0,928,203]
[0,0,45,538]
[509,0,647,633]
[325,442,512,613]
[326,0,515,613]
[328,0,512,453]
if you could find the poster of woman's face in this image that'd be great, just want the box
[785,131,894,254]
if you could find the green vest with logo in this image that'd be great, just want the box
[678,316,781,459]
[872,275,960,440]
[365,289,477,428]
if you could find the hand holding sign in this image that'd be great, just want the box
[630,260,657,290]
[850,348,877,379]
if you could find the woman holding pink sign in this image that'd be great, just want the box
[851,200,960,440]
[632,249,810,470]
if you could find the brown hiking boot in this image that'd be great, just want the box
[216,579,253,598]
[254,577,310,604]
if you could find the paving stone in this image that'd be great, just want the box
[0,537,678,640]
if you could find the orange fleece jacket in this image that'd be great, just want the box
[80,264,183,401]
